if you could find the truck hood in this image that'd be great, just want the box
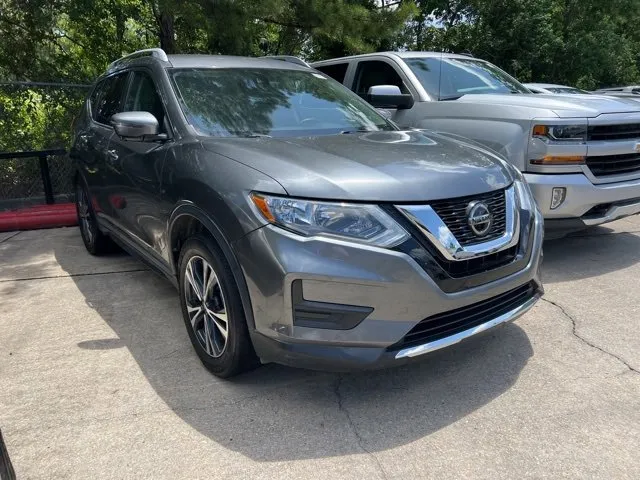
[201,130,514,202]
[457,93,640,118]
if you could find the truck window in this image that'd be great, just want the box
[354,60,409,97]
[405,57,528,99]
[315,63,349,83]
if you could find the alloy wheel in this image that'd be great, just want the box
[184,255,229,358]
[77,184,94,245]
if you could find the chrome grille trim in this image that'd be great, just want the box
[395,186,519,261]
[429,189,507,246]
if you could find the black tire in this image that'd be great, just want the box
[75,179,115,255]
[178,234,258,378]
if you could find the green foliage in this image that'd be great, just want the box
[0,86,84,151]
[402,0,640,88]
[1,0,640,155]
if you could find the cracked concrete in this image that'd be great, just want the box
[541,297,639,375]
[334,375,388,480]
[1,220,640,479]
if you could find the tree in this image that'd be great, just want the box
[397,0,640,88]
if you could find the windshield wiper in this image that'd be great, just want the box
[438,94,464,101]
[340,125,394,134]
[340,127,375,134]
[238,133,272,138]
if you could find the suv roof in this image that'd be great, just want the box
[312,51,475,66]
[105,49,310,76]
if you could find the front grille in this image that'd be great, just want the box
[437,245,518,278]
[388,282,537,351]
[429,189,506,246]
[586,153,640,177]
[588,124,640,141]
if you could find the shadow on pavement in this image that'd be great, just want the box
[542,225,640,284]
[53,240,534,462]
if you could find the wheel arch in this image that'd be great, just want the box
[167,203,256,331]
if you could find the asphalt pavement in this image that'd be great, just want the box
[1,218,639,479]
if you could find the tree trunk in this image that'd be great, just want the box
[158,11,176,53]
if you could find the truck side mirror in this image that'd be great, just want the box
[366,85,414,110]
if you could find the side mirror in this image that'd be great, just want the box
[111,111,165,141]
[366,85,414,110]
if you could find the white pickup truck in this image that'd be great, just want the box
[312,52,640,236]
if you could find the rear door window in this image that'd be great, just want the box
[315,63,349,84]
[89,81,104,118]
[95,72,129,125]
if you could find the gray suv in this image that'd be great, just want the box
[71,49,543,378]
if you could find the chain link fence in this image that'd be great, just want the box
[0,82,89,209]
[0,151,72,208]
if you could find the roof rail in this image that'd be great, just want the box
[457,52,474,57]
[260,55,310,68]
[108,48,169,71]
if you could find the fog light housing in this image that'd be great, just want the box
[550,187,566,210]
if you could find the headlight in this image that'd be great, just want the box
[532,124,587,142]
[250,193,409,248]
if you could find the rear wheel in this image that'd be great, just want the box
[178,234,258,378]
[75,180,114,255]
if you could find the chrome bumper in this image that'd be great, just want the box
[395,293,540,359]
[525,172,640,222]
[582,199,640,226]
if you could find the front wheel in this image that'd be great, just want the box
[178,234,258,378]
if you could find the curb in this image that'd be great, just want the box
[0,203,77,232]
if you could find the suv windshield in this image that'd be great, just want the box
[404,57,529,100]
[170,68,394,137]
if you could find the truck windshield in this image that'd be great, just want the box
[404,57,529,100]
[170,68,394,137]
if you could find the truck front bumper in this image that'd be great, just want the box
[525,172,640,235]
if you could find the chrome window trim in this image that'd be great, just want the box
[396,186,519,261]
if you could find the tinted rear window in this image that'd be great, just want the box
[95,73,128,124]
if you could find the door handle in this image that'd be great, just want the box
[76,133,90,150]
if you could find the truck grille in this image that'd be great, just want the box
[387,282,537,351]
[586,153,640,177]
[429,189,507,246]
[588,123,640,141]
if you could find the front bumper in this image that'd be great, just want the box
[525,172,640,233]
[232,210,544,371]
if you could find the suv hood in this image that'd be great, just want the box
[457,93,640,118]
[202,130,513,202]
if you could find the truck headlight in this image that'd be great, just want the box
[533,124,587,142]
[250,193,409,248]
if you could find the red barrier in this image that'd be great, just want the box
[0,203,78,232]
